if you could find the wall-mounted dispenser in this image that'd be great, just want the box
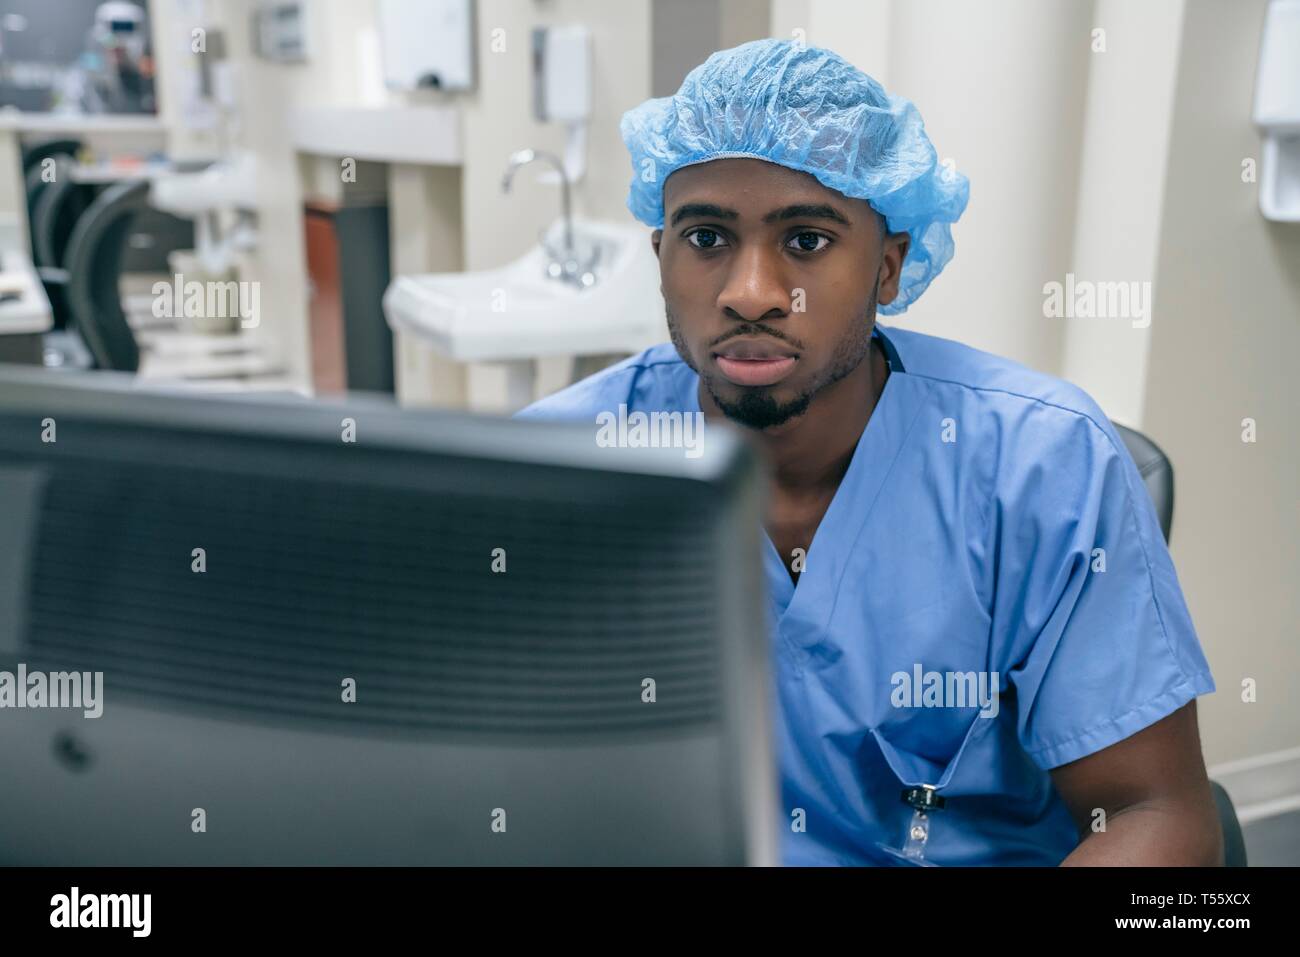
[379,0,474,92]
[531,25,592,183]
[1253,0,1300,222]
[252,1,310,63]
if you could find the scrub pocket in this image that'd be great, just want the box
[867,711,998,865]
[870,708,996,789]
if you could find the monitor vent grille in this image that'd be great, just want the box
[21,459,722,736]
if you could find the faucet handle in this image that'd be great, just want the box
[538,227,601,288]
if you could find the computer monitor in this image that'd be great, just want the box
[0,366,777,865]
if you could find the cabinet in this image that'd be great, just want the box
[303,199,393,394]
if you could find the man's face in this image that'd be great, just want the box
[653,158,909,431]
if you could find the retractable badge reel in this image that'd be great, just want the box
[873,785,945,866]
[901,785,945,860]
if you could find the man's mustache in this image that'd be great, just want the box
[709,324,803,350]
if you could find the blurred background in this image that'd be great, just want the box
[0,0,1296,862]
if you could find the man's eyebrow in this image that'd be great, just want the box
[669,203,739,227]
[762,203,852,226]
[667,201,853,228]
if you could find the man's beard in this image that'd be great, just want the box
[666,282,880,431]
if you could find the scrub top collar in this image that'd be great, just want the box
[685,320,924,627]
[874,322,907,375]
[765,325,921,627]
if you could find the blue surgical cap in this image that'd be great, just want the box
[620,38,969,314]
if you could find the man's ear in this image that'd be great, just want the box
[651,229,662,259]
[876,232,910,307]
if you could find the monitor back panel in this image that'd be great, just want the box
[0,383,772,864]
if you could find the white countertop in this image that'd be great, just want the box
[0,110,166,135]
[290,105,461,165]
[0,251,54,336]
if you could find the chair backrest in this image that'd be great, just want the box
[1111,421,1248,866]
[63,179,150,373]
[1112,422,1175,543]
[29,159,94,270]
[1210,781,1249,867]
[21,138,82,177]
[21,140,83,252]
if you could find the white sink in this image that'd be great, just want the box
[383,218,665,363]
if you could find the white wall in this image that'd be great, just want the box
[1061,0,1186,428]
[1142,0,1300,771]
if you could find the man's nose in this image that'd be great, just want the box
[716,244,790,322]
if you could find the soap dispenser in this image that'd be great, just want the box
[1254,0,1300,221]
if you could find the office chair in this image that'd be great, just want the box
[30,166,95,275]
[27,159,95,335]
[20,138,82,178]
[21,139,84,270]
[36,179,265,381]
[58,179,152,372]
[1112,422,1248,867]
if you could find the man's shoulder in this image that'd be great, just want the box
[514,343,691,421]
[887,324,1118,441]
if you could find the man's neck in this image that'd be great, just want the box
[700,336,890,495]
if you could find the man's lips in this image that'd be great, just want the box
[712,339,799,387]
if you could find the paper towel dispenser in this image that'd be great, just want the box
[379,0,474,92]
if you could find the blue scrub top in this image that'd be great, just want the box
[516,323,1216,865]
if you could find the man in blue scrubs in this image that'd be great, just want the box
[517,39,1221,865]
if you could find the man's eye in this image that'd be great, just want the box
[787,232,830,253]
[686,229,727,249]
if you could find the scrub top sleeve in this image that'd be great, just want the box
[997,409,1216,771]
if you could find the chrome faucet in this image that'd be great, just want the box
[501,148,599,287]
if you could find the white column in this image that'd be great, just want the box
[1060,0,1186,427]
